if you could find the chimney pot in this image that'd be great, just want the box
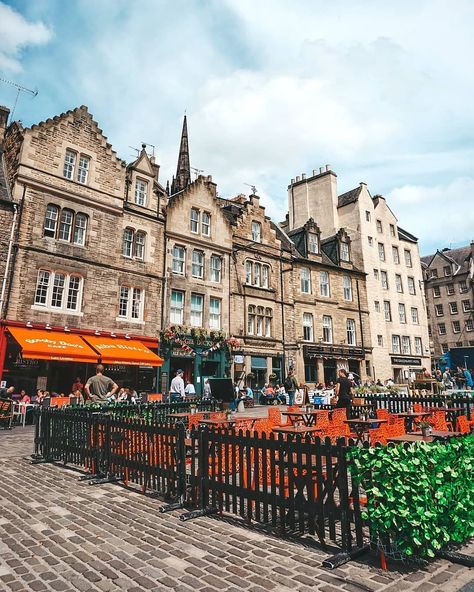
[312,170,318,177]
[0,105,11,147]
[319,167,324,174]
[302,173,306,180]
[291,178,295,184]
[296,176,300,182]
[326,164,331,171]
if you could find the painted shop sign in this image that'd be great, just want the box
[391,357,422,366]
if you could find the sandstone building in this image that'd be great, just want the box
[421,245,474,359]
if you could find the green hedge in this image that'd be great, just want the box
[348,434,474,558]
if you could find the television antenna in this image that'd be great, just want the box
[141,142,156,158]
[244,183,258,195]
[0,76,38,119]
[191,166,204,179]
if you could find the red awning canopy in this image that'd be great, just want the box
[82,335,163,367]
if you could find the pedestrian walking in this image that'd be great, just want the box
[84,365,118,403]
[335,368,353,418]
[284,370,299,406]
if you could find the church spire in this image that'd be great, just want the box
[171,115,191,195]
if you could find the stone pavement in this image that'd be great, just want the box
[0,425,472,592]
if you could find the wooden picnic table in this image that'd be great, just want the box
[272,425,322,436]
[388,431,463,444]
[282,410,322,426]
[344,418,388,444]
[198,416,256,427]
[166,412,192,418]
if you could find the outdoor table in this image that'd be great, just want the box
[388,431,463,444]
[282,410,322,426]
[13,402,36,428]
[272,425,322,436]
[394,411,431,432]
[167,412,192,418]
[344,418,388,444]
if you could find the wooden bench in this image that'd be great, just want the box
[0,399,13,429]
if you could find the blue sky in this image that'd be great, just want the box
[0,0,473,255]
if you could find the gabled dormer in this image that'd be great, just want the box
[126,144,165,216]
[321,228,352,267]
[287,218,321,259]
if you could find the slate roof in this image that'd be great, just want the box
[422,246,472,270]
[337,186,362,208]
[397,226,418,243]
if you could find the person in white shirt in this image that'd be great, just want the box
[184,381,196,397]
[169,370,185,401]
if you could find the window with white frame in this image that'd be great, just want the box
[411,307,419,324]
[210,255,222,283]
[135,231,145,260]
[256,306,264,336]
[300,267,311,293]
[322,315,333,343]
[392,246,400,264]
[44,205,59,238]
[399,303,406,323]
[433,286,441,297]
[346,318,356,345]
[430,269,438,279]
[192,250,204,279]
[303,313,313,341]
[172,245,185,274]
[320,271,330,296]
[122,228,146,260]
[58,209,74,242]
[340,242,350,262]
[134,179,147,206]
[459,280,468,293]
[381,271,388,289]
[170,290,184,324]
[441,343,449,353]
[123,228,134,257]
[378,243,385,261]
[402,336,411,355]
[377,335,383,346]
[395,274,403,293]
[414,337,422,355]
[118,286,143,320]
[77,156,90,184]
[73,213,88,246]
[438,323,446,335]
[446,284,455,295]
[63,150,76,180]
[190,208,199,233]
[262,264,269,288]
[443,265,451,276]
[245,260,269,288]
[343,275,352,301]
[466,319,473,331]
[34,270,83,313]
[253,263,261,287]
[201,212,211,236]
[43,205,88,246]
[190,293,203,327]
[376,219,382,233]
[209,297,221,329]
[390,224,396,237]
[462,300,471,312]
[384,300,392,321]
[407,276,416,295]
[452,320,461,333]
[404,249,412,267]
[308,233,319,254]
[264,308,272,337]
[449,302,458,314]
[251,221,262,242]
[392,335,401,354]
[247,305,255,334]
[435,304,444,316]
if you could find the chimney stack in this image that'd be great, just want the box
[0,105,10,148]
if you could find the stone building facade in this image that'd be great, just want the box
[421,245,474,359]
[287,167,430,382]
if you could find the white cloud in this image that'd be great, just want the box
[0,2,51,73]
[388,177,474,253]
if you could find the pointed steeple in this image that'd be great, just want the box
[171,115,191,195]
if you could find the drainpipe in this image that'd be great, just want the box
[356,279,365,377]
[0,202,18,318]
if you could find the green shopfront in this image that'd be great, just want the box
[159,327,237,396]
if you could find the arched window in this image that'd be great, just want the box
[253,263,261,287]
[44,205,59,238]
[262,264,269,288]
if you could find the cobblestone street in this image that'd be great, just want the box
[0,426,472,592]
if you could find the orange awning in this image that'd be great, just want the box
[8,327,99,363]
[82,335,163,367]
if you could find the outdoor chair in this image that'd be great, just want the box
[369,425,389,446]
[252,418,274,436]
[387,417,405,438]
[456,415,474,434]
[428,409,451,431]
[268,407,286,427]
[376,408,390,421]
[188,412,205,433]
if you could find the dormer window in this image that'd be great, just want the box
[308,232,319,254]
[134,179,147,206]
[251,221,262,243]
[340,242,350,262]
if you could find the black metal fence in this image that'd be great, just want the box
[33,407,366,557]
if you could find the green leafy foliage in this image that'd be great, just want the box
[348,434,474,558]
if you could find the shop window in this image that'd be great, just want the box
[33,270,83,313]
[43,204,88,245]
[170,290,184,324]
[119,286,143,321]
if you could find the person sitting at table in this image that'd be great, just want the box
[275,384,287,404]
[184,381,196,397]
[0,385,15,399]
[19,389,31,403]
[71,377,83,394]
